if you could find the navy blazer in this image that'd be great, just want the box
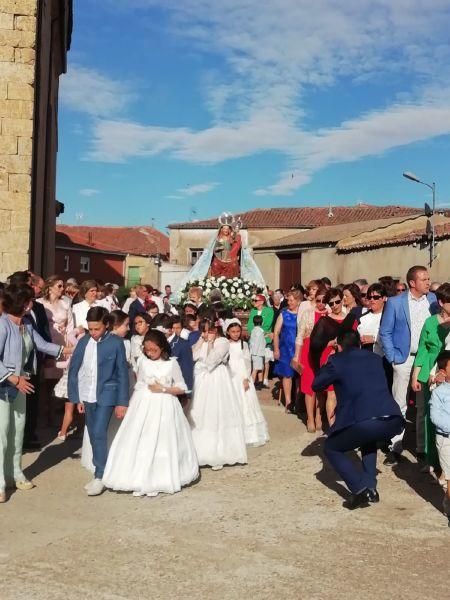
[68,332,129,407]
[128,299,146,334]
[312,348,402,434]
[379,291,438,364]
[169,335,194,392]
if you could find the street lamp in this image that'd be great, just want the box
[402,171,436,266]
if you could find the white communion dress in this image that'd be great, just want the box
[228,340,270,447]
[189,337,247,468]
[102,356,199,496]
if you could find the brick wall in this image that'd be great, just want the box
[0,0,37,281]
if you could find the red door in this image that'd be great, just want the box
[277,252,301,291]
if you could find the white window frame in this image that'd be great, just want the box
[80,256,90,273]
[63,255,70,272]
[189,248,204,266]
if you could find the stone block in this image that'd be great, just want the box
[10,208,29,230]
[0,230,29,252]
[0,1,37,17]
[0,46,14,61]
[14,47,35,64]
[1,154,31,174]
[8,172,31,192]
[0,81,7,99]
[0,29,35,48]
[17,136,31,155]
[2,116,33,135]
[7,82,33,100]
[14,15,35,32]
[0,99,33,118]
[0,135,17,153]
[0,13,15,29]
[0,209,11,231]
[0,61,34,83]
[0,165,7,190]
[0,251,29,274]
[0,190,30,210]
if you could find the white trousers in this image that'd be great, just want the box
[390,355,424,454]
[0,392,26,490]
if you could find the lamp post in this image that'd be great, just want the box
[402,171,436,267]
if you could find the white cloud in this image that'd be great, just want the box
[177,182,219,196]
[79,188,101,197]
[61,65,134,117]
[86,1,450,194]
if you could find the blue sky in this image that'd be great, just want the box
[57,0,450,232]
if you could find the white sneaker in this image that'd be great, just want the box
[84,478,96,491]
[211,465,223,471]
[86,478,105,496]
[132,491,145,497]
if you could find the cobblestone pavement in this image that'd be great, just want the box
[0,390,448,600]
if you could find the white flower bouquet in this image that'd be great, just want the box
[180,276,264,310]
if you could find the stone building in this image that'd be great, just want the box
[0,0,72,281]
[167,205,422,289]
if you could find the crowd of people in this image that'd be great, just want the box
[0,268,449,524]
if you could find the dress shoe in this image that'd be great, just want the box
[86,478,105,496]
[367,488,380,503]
[343,489,370,510]
[15,479,35,491]
[383,451,401,466]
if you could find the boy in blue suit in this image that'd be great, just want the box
[379,265,438,465]
[68,307,129,496]
[313,330,404,510]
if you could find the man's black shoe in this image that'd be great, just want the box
[367,488,380,503]
[383,451,401,466]
[343,489,370,510]
[254,382,263,391]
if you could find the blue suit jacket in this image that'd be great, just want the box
[169,335,194,392]
[68,332,129,407]
[312,348,402,434]
[378,291,438,364]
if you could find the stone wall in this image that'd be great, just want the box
[0,0,37,281]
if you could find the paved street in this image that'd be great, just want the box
[0,391,448,600]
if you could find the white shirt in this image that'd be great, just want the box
[150,295,164,313]
[122,296,135,314]
[72,300,98,330]
[78,337,98,403]
[358,311,383,356]
[408,292,431,354]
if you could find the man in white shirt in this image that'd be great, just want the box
[379,266,438,465]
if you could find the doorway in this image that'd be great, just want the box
[277,252,302,291]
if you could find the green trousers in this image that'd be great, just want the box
[0,392,26,490]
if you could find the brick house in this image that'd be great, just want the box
[0,0,72,281]
[56,225,170,287]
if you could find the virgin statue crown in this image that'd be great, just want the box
[218,212,242,232]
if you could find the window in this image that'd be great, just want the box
[189,248,204,266]
[63,255,70,272]
[80,256,90,273]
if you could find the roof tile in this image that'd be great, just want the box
[56,225,169,256]
[169,204,423,230]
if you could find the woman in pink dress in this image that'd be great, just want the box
[295,287,328,433]
[38,275,76,436]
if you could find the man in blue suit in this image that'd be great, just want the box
[313,330,404,510]
[379,265,438,465]
[128,285,148,334]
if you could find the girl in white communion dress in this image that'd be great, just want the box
[225,319,270,447]
[189,318,247,470]
[103,330,199,497]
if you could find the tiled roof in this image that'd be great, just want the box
[255,215,421,250]
[168,204,423,230]
[56,225,169,256]
[337,214,450,252]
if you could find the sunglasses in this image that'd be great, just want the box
[367,294,382,300]
[328,299,342,307]
[396,288,406,293]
